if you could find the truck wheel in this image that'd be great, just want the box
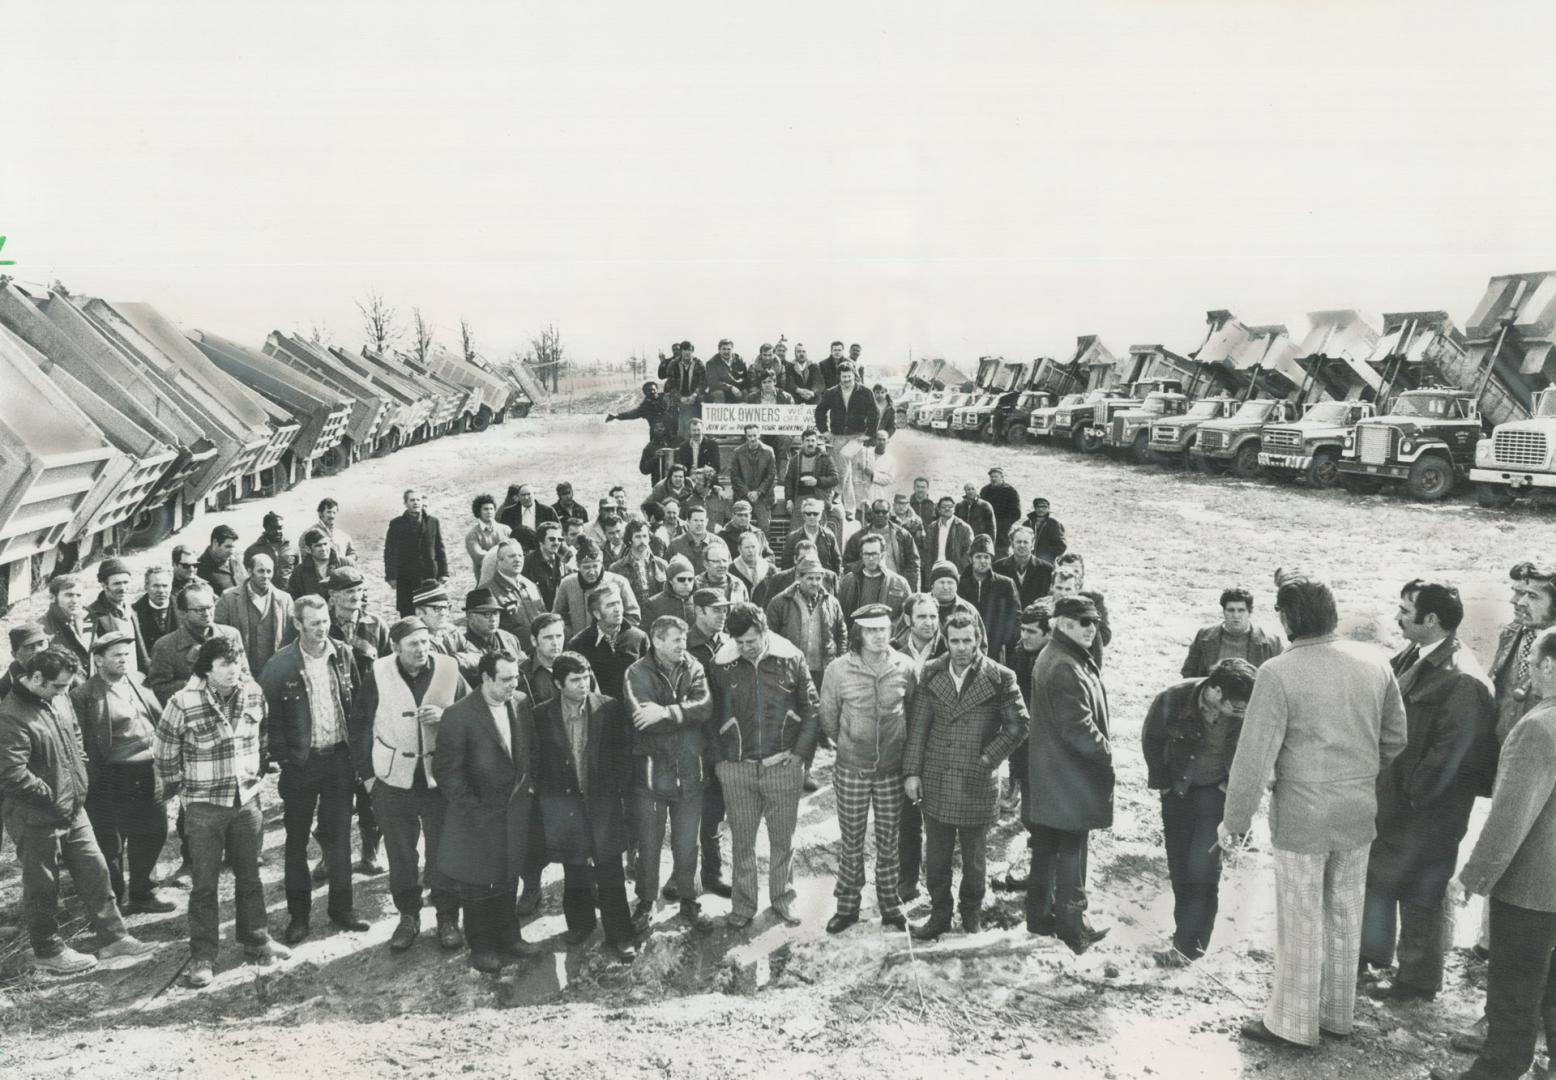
[1005,422,1029,446]
[123,500,176,549]
[1305,450,1340,489]
[1130,433,1151,464]
[1231,443,1261,480]
[1075,427,1104,454]
[1476,482,1514,509]
[1406,456,1455,501]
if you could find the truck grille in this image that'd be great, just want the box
[1153,426,1178,443]
[1111,418,1127,441]
[1200,430,1225,452]
[1263,429,1302,452]
[1358,426,1393,465]
[1493,430,1548,468]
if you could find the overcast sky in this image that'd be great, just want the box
[9,1,1556,370]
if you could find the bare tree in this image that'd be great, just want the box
[409,307,435,365]
[458,316,477,364]
[298,317,331,346]
[356,289,399,355]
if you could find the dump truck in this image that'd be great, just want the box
[264,332,395,463]
[1336,388,1483,501]
[1258,400,1379,487]
[998,389,1056,445]
[1191,311,1308,401]
[1146,396,1241,467]
[952,358,1033,439]
[1077,379,1186,455]
[1101,387,1193,462]
[1471,388,1556,506]
[1190,398,1302,478]
[1291,310,1383,403]
[1051,388,1128,450]
[1029,392,1088,442]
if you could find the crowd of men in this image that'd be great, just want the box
[0,405,1552,1079]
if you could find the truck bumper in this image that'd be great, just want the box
[1339,462,1408,480]
[1469,468,1556,490]
[1190,447,1236,462]
[1258,452,1312,471]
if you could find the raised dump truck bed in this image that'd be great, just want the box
[263,332,392,460]
[1293,310,1383,402]
[1193,311,1307,401]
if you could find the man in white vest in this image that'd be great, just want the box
[349,616,471,951]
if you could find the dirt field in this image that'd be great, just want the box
[1,412,1546,1080]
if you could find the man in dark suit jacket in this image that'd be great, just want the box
[782,499,841,572]
[522,522,568,608]
[498,483,558,551]
[994,526,1052,608]
[533,652,638,961]
[921,498,974,587]
[432,652,545,973]
[384,489,449,617]
[1026,499,1068,566]
[955,484,996,541]
[675,417,721,476]
[902,610,1028,940]
[957,536,1022,659]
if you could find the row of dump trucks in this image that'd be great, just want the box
[905,270,1556,508]
[0,283,541,608]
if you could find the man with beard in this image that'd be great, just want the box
[553,482,589,529]
[611,520,669,609]
[553,538,641,641]
[384,490,449,618]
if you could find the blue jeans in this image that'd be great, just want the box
[7,805,127,957]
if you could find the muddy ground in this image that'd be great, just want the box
[1,407,1548,1079]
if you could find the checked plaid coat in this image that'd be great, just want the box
[902,652,1028,826]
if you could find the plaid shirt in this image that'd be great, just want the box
[154,678,268,807]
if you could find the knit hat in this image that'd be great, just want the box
[667,554,695,580]
[412,580,449,607]
[969,534,994,557]
[96,557,131,582]
[389,616,429,644]
[929,561,960,585]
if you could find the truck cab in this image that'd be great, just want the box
[1258,400,1377,488]
[1147,397,1240,467]
[1052,389,1127,450]
[1470,387,1556,507]
[1000,389,1056,445]
[1337,388,1482,501]
[950,391,999,437]
[1190,398,1300,478]
[1102,391,1191,463]
[923,392,973,433]
[1031,392,1088,441]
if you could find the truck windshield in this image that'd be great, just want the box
[1138,395,1174,415]
[1539,392,1556,418]
[1393,394,1459,418]
[1057,394,1086,407]
[1301,402,1352,424]
[1185,400,1224,419]
[1232,401,1274,422]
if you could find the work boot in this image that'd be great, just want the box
[881,913,907,931]
[167,861,193,888]
[702,874,733,899]
[911,913,952,941]
[632,900,654,935]
[311,858,330,884]
[285,917,311,946]
[500,934,544,959]
[470,950,504,974]
[99,935,156,960]
[124,891,177,915]
[661,881,680,903]
[436,918,464,951]
[35,946,97,975]
[186,961,215,988]
[353,857,386,877]
[389,914,420,951]
[826,911,859,935]
[329,912,371,933]
[961,910,982,934]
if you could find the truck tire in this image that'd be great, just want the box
[1130,432,1151,465]
[1075,426,1104,454]
[124,500,176,549]
[1304,449,1341,489]
[1405,455,1455,501]
[1476,482,1514,509]
[1005,422,1029,446]
[1231,442,1261,480]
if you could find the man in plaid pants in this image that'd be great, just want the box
[819,604,919,933]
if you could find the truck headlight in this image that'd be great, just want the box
[1475,441,1490,465]
[1342,432,1354,450]
[1399,438,1413,454]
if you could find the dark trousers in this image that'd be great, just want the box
[186,797,271,962]
[6,805,127,957]
[700,771,725,881]
[1360,893,1450,992]
[922,813,988,918]
[1468,898,1556,1080]
[371,781,458,920]
[280,748,355,919]
[632,787,702,906]
[1161,786,1225,958]
[1027,823,1091,938]
[83,761,169,903]
[316,777,382,861]
[561,860,634,946]
[394,577,421,618]
[900,796,923,888]
[461,881,520,954]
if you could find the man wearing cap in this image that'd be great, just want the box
[384,490,449,618]
[979,468,1022,555]
[259,595,371,946]
[731,425,778,534]
[821,603,919,934]
[567,586,649,701]
[691,468,732,529]
[215,551,296,680]
[1025,498,1067,566]
[553,538,641,642]
[659,340,704,433]
[765,555,846,691]
[523,522,569,609]
[72,630,172,914]
[757,538,836,608]
[694,540,748,607]
[706,602,821,928]
[703,339,745,403]
[553,482,589,529]
[841,499,915,582]
[133,566,177,653]
[838,532,913,626]
[611,520,669,609]
[994,526,1052,608]
[451,588,524,687]
[412,580,461,657]
[197,525,245,595]
[782,496,841,574]
[927,561,983,631]
[432,650,545,973]
[959,535,1021,659]
[350,616,471,952]
[245,512,299,593]
[890,492,926,551]
[606,381,677,479]
[903,611,1028,940]
[1,647,156,974]
[719,500,772,564]
[622,615,716,935]
[41,574,93,679]
[87,558,147,672]
[290,527,342,601]
[644,556,699,628]
[923,498,974,587]
[321,565,387,880]
[1025,594,1113,953]
[1,625,50,702]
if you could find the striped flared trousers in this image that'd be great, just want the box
[1265,843,1370,1046]
[832,766,904,918]
[716,757,804,920]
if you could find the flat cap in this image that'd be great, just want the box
[91,628,136,654]
[850,603,893,629]
[795,555,825,576]
[8,625,47,650]
[97,557,131,582]
[326,566,365,592]
[692,588,730,609]
[929,561,960,585]
[389,616,429,644]
[1053,595,1100,621]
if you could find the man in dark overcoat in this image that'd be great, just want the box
[433,650,545,973]
[902,611,1028,940]
[383,489,449,617]
[1025,595,1113,953]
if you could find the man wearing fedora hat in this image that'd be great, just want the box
[450,588,524,687]
[412,580,461,657]
[821,603,919,934]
